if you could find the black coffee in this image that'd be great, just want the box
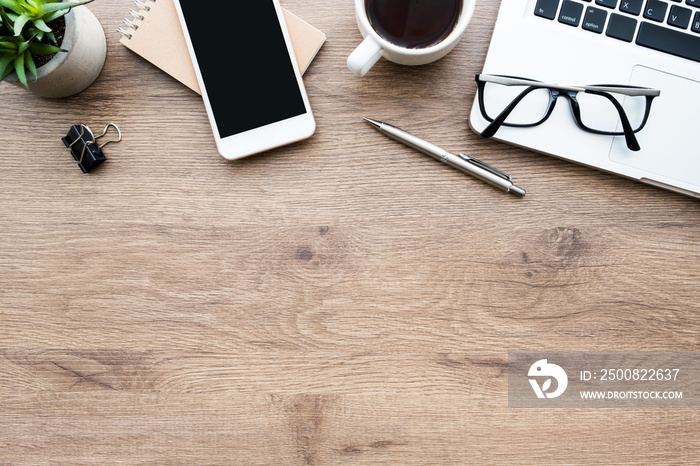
[366,0,462,49]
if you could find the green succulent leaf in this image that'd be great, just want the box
[0,1,23,13]
[0,53,14,79]
[43,9,66,23]
[28,40,60,55]
[1,8,15,30]
[13,47,26,86]
[38,1,92,16]
[17,35,29,52]
[12,11,27,34]
[30,17,49,32]
[23,47,35,78]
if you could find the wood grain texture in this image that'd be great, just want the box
[1,0,699,464]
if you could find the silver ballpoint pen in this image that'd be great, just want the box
[364,118,526,197]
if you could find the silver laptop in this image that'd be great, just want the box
[469,0,700,198]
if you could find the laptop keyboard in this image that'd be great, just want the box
[534,0,700,63]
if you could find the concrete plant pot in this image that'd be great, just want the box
[5,6,106,98]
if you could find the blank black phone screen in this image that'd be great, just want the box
[178,0,307,138]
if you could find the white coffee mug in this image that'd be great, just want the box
[347,0,476,77]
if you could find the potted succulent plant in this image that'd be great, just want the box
[0,0,106,98]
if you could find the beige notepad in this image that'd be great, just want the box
[119,0,326,94]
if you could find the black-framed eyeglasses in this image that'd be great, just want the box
[475,74,660,151]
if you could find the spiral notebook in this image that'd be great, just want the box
[118,0,326,94]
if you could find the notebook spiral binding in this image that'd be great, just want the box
[117,0,156,39]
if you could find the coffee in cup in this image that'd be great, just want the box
[348,0,476,76]
[366,0,462,49]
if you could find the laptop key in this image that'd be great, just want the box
[644,0,669,21]
[535,0,561,19]
[637,21,700,62]
[607,12,639,40]
[620,0,644,14]
[668,5,693,27]
[687,0,699,7]
[596,0,618,7]
[559,0,585,25]
[583,6,609,31]
[694,11,700,31]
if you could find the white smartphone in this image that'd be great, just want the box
[173,0,316,160]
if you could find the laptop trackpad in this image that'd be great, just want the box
[609,65,700,185]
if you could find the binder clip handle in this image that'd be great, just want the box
[95,123,122,149]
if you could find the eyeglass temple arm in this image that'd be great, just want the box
[588,90,641,151]
[478,75,660,97]
[480,87,537,139]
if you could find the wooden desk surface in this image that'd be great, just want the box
[2,1,699,464]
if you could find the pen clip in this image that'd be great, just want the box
[458,154,511,181]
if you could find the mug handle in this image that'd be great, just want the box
[347,37,383,77]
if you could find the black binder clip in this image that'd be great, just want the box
[62,123,122,173]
